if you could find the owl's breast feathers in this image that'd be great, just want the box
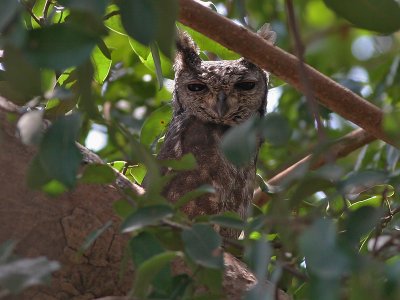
[158,114,257,223]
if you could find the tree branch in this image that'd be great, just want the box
[178,0,393,146]
[268,128,376,186]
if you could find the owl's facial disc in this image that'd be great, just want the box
[215,91,228,117]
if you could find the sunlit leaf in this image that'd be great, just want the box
[92,44,112,84]
[130,164,147,185]
[140,104,172,149]
[150,42,163,89]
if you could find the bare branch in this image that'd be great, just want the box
[178,0,393,146]
[285,0,326,143]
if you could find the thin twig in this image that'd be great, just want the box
[21,1,42,26]
[285,0,326,143]
[43,0,52,20]
[178,0,392,146]
[104,10,120,21]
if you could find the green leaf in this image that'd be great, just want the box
[210,212,245,230]
[128,164,145,185]
[79,164,116,184]
[120,205,173,233]
[348,196,381,211]
[0,240,16,264]
[323,0,400,33]
[76,60,98,117]
[290,174,334,206]
[113,199,135,218]
[181,224,223,269]
[37,114,83,189]
[2,46,42,104]
[133,251,179,298]
[128,37,150,59]
[180,25,240,60]
[174,185,216,210]
[23,23,98,69]
[339,170,389,199]
[150,42,164,89]
[0,0,19,33]
[104,4,126,35]
[0,257,60,294]
[260,113,292,146]
[342,206,382,247]
[27,156,52,189]
[300,218,350,279]
[118,0,178,57]
[79,221,113,252]
[244,237,272,300]
[160,153,197,171]
[129,231,178,295]
[92,44,112,84]
[41,180,68,196]
[221,117,258,167]
[109,161,127,172]
[140,104,172,148]
[58,0,108,16]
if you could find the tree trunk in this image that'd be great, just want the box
[0,102,290,300]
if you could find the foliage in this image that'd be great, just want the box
[0,241,60,297]
[1,0,400,299]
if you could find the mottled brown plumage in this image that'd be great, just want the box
[158,27,275,238]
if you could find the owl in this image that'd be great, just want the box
[157,25,276,239]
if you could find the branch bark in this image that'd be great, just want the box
[178,0,393,146]
[0,104,290,300]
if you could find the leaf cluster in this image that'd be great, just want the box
[1,0,400,299]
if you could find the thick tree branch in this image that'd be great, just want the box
[178,0,393,146]
[268,128,376,186]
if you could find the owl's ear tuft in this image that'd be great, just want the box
[257,23,277,45]
[174,30,201,73]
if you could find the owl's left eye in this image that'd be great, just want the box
[187,83,207,92]
[235,81,256,91]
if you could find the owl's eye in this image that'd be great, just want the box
[235,81,256,91]
[187,83,207,92]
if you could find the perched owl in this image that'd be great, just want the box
[158,25,276,239]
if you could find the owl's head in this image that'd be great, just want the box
[172,27,275,126]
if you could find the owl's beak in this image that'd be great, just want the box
[215,91,229,117]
